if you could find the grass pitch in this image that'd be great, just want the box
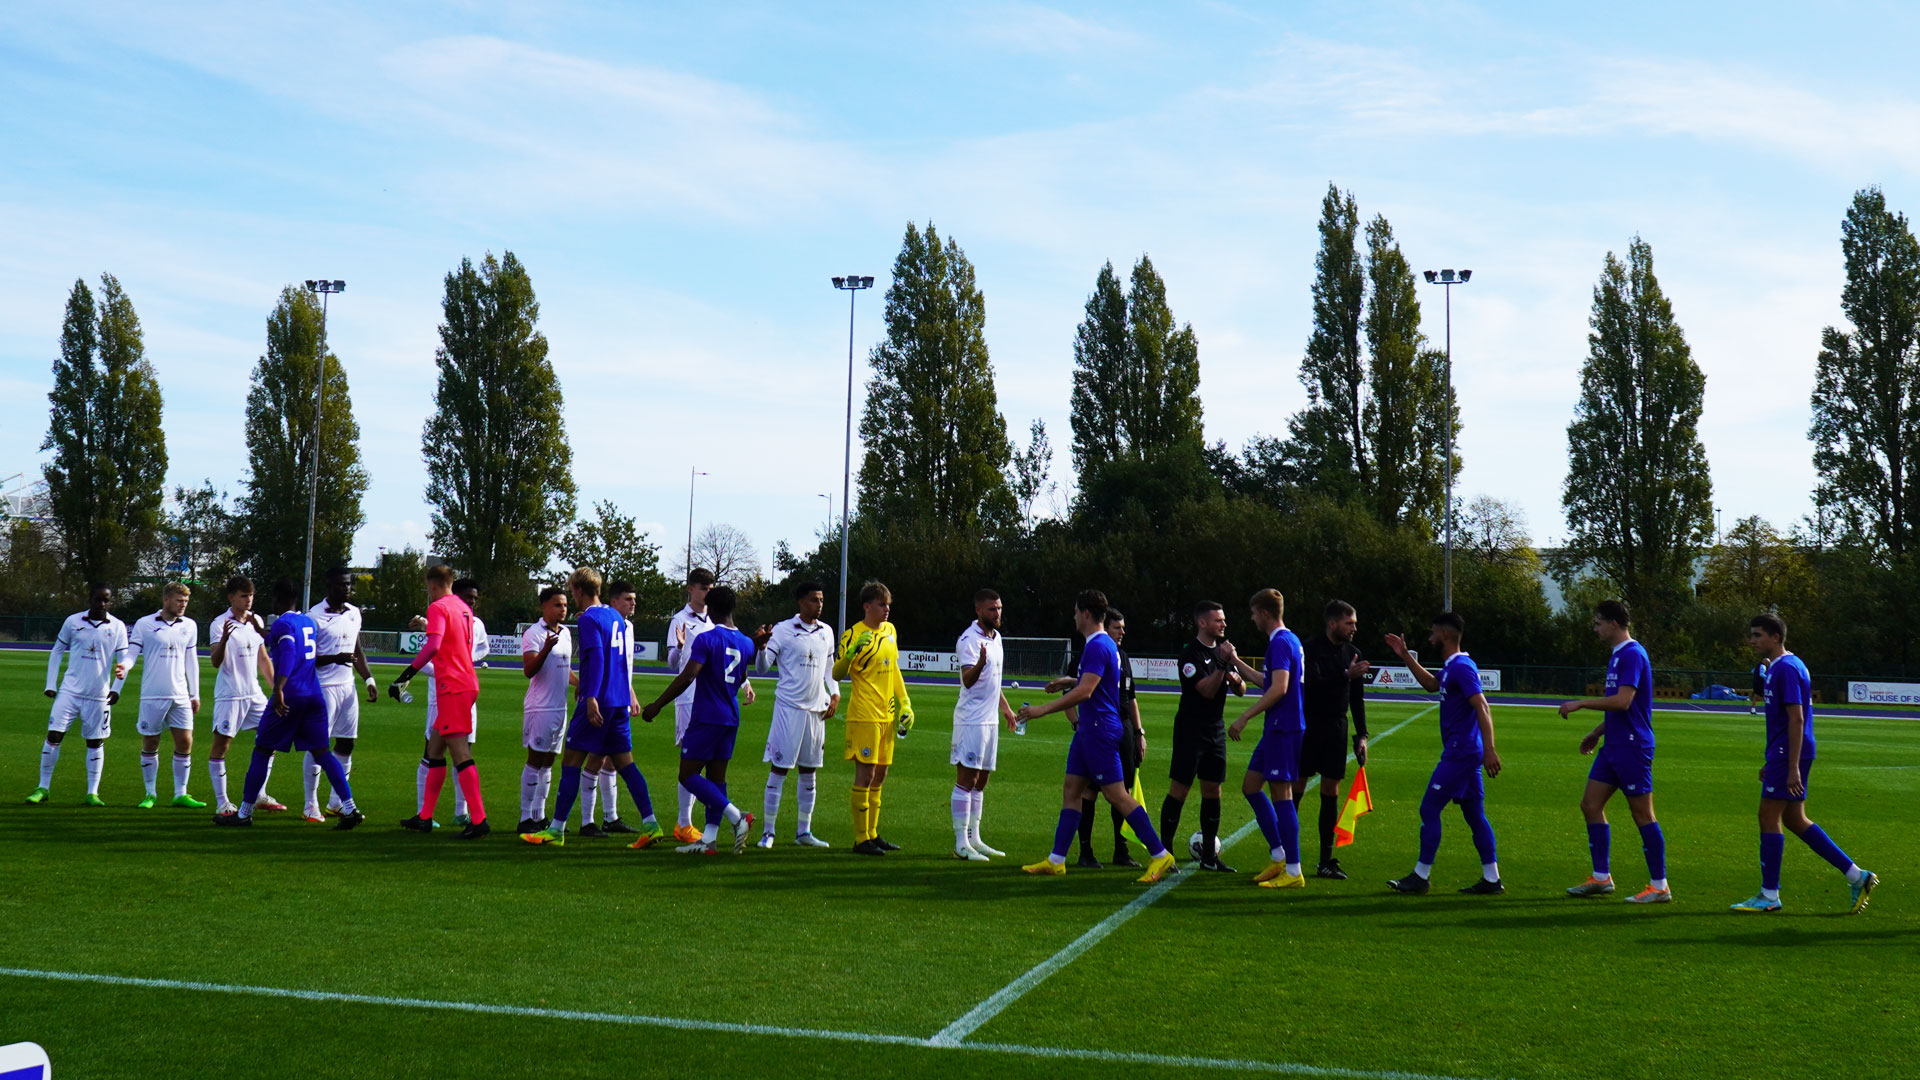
[0,650,1914,1079]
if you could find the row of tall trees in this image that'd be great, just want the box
[24,254,676,628]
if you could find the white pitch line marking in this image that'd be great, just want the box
[0,965,1489,1080]
[929,705,1439,1047]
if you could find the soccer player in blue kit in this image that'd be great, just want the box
[1224,588,1308,890]
[1731,613,1879,914]
[638,584,758,855]
[1016,590,1176,884]
[1385,612,1504,895]
[1558,600,1670,903]
[214,579,361,830]
[519,568,661,848]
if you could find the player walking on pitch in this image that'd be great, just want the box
[1558,600,1670,903]
[207,576,285,814]
[520,569,663,848]
[1159,601,1244,872]
[1385,613,1504,895]
[1300,600,1371,879]
[28,582,127,806]
[577,581,644,836]
[666,568,718,843]
[215,579,362,830]
[638,584,757,855]
[116,582,205,809]
[517,586,574,832]
[836,581,913,856]
[950,589,1019,861]
[1224,589,1307,889]
[393,564,490,839]
[1730,613,1878,914]
[1017,590,1177,883]
[307,568,378,822]
[756,581,839,848]
[1068,608,1146,869]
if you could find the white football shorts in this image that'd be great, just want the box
[136,697,194,737]
[211,696,266,737]
[763,701,827,769]
[950,723,1000,772]
[47,690,112,740]
[320,681,361,739]
[523,708,567,753]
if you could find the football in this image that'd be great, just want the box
[1188,831,1218,861]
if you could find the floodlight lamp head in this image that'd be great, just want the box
[832,276,846,288]
[305,279,319,290]
[1458,270,1471,282]
[860,275,875,288]
[1440,269,1457,283]
[1423,270,1437,284]
[333,280,346,291]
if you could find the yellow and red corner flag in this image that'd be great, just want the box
[1335,765,1373,847]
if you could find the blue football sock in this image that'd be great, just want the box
[1587,822,1611,877]
[1275,797,1300,866]
[1244,790,1282,853]
[1417,788,1447,865]
[1798,824,1853,873]
[1639,821,1666,881]
[1051,806,1083,859]
[1462,797,1497,866]
[1123,805,1168,858]
[1760,831,1784,891]
[239,749,272,810]
[682,773,727,815]
[314,749,352,806]
[553,765,583,829]
[617,763,653,819]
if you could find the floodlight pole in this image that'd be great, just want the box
[301,279,345,611]
[1423,269,1469,612]
[832,274,874,640]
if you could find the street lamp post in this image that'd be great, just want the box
[831,274,874,638]
[686,467,708,577]
[301,279,345,611]
[1421,268,1470,612]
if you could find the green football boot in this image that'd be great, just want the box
[25,787,49,804]
[136,795,157,809]
[171,793,208,809]
[82,793,108,806]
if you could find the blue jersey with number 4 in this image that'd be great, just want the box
[576,604,632,709]
[690,624,755,727]
[268,612,322,702]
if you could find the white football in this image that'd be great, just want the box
[1188,831,1219,861]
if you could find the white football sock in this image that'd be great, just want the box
[85,746,103,794]
[583,769,604,824]
[969,788,986,845]
[1483,862,1500,881]
[520,765,540,821]
[140,752,159,797]
[39,742,60,787]
[256,754,275,804]
[702,820,720,844]
[1286,861,1303,877]
[209,758,227,806]
[172,753,191,797]
[534,766,551,820]
[303,753,321,810]
[677,784,696,828]
[1761,887,1780,900]
[722,803,743,827]
[1845,864,1865,885]
[951,784,971,847]
[416,759,429,816]
[598,769,617,822]
[333,753,353,807]
[796,771,817,834]
[764,773,785,835]
[1651,877,1669,891]
[1414,861,1433,879]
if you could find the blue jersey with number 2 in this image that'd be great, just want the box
[690,625,755,727]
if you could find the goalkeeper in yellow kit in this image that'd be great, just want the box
[836,581,912,856]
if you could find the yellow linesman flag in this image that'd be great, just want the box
[1335,765,1373,847]
[1120,770,1149,845]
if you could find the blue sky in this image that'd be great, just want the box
[4,2,1918,573]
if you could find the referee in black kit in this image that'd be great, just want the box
[1300,599,1371,879]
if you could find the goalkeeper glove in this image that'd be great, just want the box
[851,629,877,657]
[896,708,915,738]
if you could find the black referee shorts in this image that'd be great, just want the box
[1169,719,1227,786]
[1299,723,1348,782]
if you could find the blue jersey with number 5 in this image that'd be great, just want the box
[690,624,754,727]
[268,612,322,702]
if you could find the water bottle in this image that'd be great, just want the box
[1015,702,1028,736]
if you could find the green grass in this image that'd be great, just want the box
[0,650,1914,1079]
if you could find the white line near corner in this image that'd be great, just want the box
[0,964,1489,1080]
[929,704,1439,1047]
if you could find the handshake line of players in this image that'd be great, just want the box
[23,566,1885,911]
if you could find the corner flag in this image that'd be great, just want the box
[1334,765,1373,847]
[1120,771,1149,845]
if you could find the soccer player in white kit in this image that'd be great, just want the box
[308,568,378,821]
[666,567,717,842]
[952,589,1020,861]
[115,582,204,809]
[28,582,128,805]
[416,579,490,825]
[207,576,285,814]
[518,585,573,832]
[755,580,839,848]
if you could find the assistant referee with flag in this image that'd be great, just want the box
[1300,599,1371,878]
